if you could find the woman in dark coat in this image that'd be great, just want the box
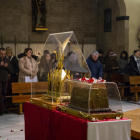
[51,53,57,69]
[104,49,113,65]
[105,53,119,81]
[38,51,52,81]
[118,51,129,74]
[130,50,140,76]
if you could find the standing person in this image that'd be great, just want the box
[38,50,49,64]
[63,52,82,79]
[118,51,129,74]
[51,53,57,68]
[6,48,19,82]
[105,53,119,81]
[0,48,14,115]
[18,48,38,61]
[86,51,103,80]
[18,48,38,82]
[97,49,104,65]
[104,49,113,65]
[38,51,52,81]
[130,50,140,76]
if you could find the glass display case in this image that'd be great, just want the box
[29,31,123,120]
[57,80,123,121]
[30,31,91,107]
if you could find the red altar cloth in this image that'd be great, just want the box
[52,109,87,140]
[24,102,87,140]
[24,102,53,140]
[24,102,130,140]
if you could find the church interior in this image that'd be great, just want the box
[0,0,140,140]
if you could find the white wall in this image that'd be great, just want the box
[2,43,96,60]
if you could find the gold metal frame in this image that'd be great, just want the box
[58,105,123,121]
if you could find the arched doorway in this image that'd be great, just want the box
[97,0,129,56]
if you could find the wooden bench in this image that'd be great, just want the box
[129,76,140,102]
[12,82,48,115]
[111,74,130,99]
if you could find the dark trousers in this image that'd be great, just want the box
[0,82,8,112]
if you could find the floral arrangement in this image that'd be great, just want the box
[77,77,106,83]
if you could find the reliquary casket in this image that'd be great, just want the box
[57,79,123,121]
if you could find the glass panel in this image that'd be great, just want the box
[91,82,122,112]
[31,31,91,105]
[65,79,92,115]
[61,81,122,116]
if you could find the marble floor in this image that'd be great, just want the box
[0,101,140,140]
[0,114,24,140]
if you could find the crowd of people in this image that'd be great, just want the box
[0,47,57,115]
[0,46,140,115]
[87,49,140,81]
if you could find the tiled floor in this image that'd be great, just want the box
[0,114,24,140]
[0,101,140,140]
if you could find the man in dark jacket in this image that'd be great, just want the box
[6,48,19,82]
[130,50,140,76]
[86,51,103,79]
[0,48,14,115]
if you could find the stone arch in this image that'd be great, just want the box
[116,0,126,16]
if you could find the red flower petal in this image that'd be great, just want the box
[11,130,14,132]
[20,129,23,131]
[101,79,105,82]
[82,77,86,81]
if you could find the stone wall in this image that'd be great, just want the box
[124,0,140,55]
[0,0,97,44]
[97,0,127,57]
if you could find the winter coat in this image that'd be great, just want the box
[38,59,52,81]
[86,55,103,79]
[64,61,82,79]
[104,56,110,65]
[0,57,14,82]
[18,56,38,82]
[6,55,19,75]
[105,58,119,81]
[130,55,139,76]
[118,58,129,70]
[18,53,38,61]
